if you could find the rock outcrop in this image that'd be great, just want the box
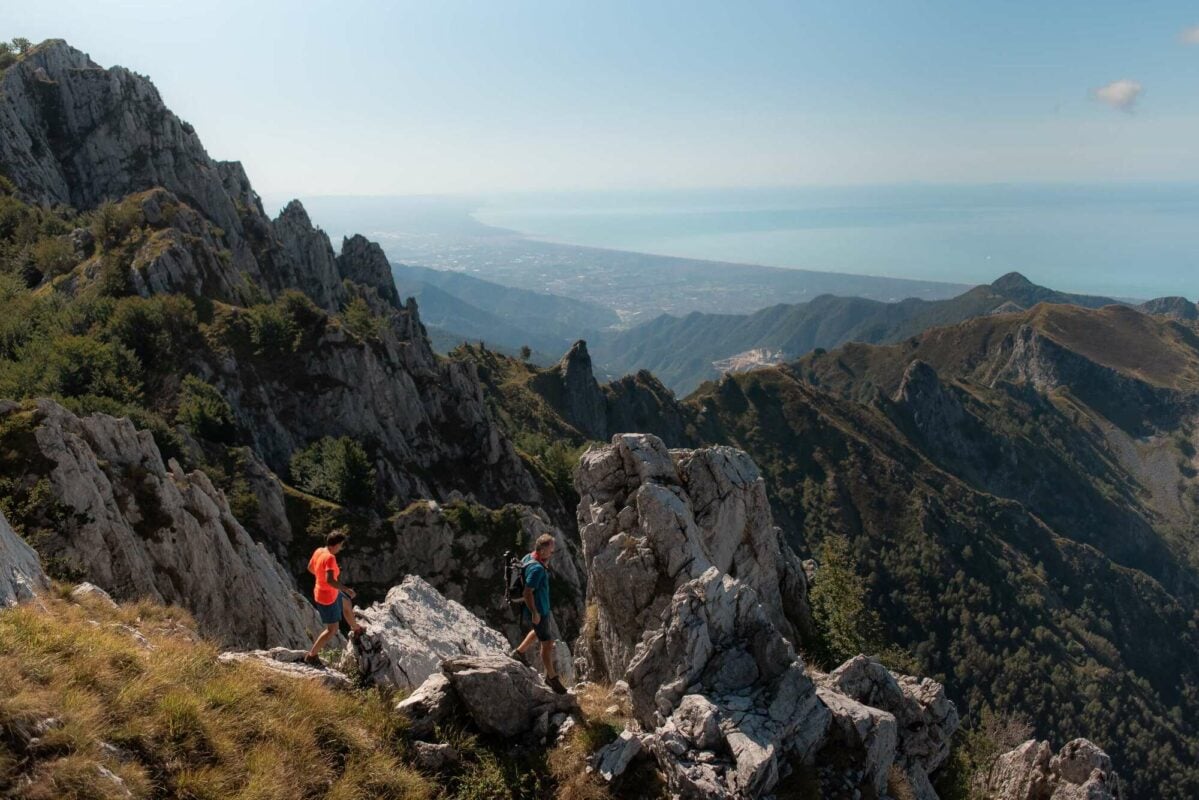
[575,434,958,799]
[0,508,48,607]
[218,648,354,691]
[338,233,401,307]
[398,654,577,742]
[344,575,508,690]
[575,433,810,682]
[818,655,959,799]
[532,340,610,441]
[5,399,321,648]
[985,738,1119,800]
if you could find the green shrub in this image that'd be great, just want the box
[102,295,198,367]
[341,295,383,341]
[246,301,298,356]
[289,436,376,507]
[31,236,75,279]
[88,200,144,250]
[176,375,236,443]
[44,335,142,402]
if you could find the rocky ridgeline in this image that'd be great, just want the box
[0,40,541,509]
[3,399,321,648]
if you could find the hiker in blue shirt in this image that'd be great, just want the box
[509,533,567,694]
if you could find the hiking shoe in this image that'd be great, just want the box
[548,676,568,695]
[303,653,323,668]
[508,648,530,666]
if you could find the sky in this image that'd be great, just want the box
[8,1,1199,196]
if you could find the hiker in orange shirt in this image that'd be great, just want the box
[304,529,366,666]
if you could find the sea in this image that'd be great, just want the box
[473,184,1199,301]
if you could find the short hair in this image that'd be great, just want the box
[326,529,349,547]
[534,533,556,552]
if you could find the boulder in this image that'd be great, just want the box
[412,741,459,772]
[70,582,118,608]
[592,730,645,782]
[343,575,508,690]
[398,654,577,742]
[820,654,959,796]
[218,648,354,691]
[396,673,461,740]
[442,654,577,738]
[986,738,1119,800]
[816,688,897,796]
[0,509,48,607]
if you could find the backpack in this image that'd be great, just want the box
[503,550,526,608]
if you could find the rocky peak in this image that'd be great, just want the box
[534,340,609,440]
[1,40,242,233]
[1140,295,1198,321]
[268,200,346,310]
[337,234,402,307]
[893,359,967,435]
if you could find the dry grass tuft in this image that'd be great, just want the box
[0,593,434,800]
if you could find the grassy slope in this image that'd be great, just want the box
[0,590,647,800]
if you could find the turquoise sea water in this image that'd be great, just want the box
[475,185,1199,300]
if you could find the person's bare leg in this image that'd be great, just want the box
[342,595,364,633]
[515,629,538,654]
[307,623,338,658]
[540,640,557,679]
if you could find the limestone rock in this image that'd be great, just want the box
[70,582,118,608]
[396,673,461,740]
[398,654,577,742]
[412,741,459,772]
[218,648,353,691]
[575,433,809,683]
[593,730,645,782]
[816,687,897,796]
[441,653,577,738]
[820,654,959,795]
[12,399,321,648]
[343,575,508,690]
[986,738,1119,800]
[0,509,48,607]
[574,434,968,799]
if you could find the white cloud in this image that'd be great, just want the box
[1181,25,1199,44]
[1093,79,1143,112]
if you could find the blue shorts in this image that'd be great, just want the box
[522,608,555,642]
[315,592,346,625]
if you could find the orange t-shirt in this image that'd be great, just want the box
[308,547,340,605]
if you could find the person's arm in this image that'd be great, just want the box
[523,585,540,624]
[326,569,356,599]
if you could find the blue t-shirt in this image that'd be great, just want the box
[521,553,551,616]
